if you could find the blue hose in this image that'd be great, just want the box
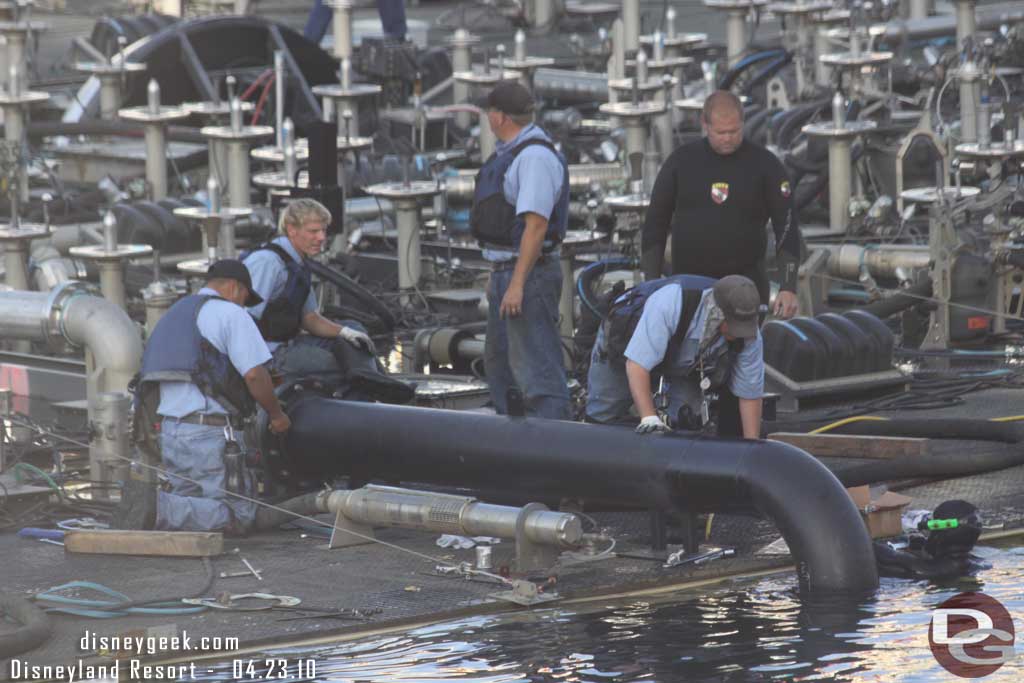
[576,257,636,319]
[33,582,207,618]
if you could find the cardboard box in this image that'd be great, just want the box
[846,485,913,538]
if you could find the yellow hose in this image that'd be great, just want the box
[808,416,889,435]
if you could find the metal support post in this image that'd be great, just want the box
[3,103,27,203]
[479,110,496,159]
[828,138,852,233]
[725,9,747,67]
[622,0,640,52]
[89,391,132,499]
[394,200,422,290]
[98,73,122,120]
[954,0,977,49]
[330,0,353,61]
[227,141,251,208]
[909,0,928,20]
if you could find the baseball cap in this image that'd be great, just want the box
[477,81,536,116]
[207,259,263,307]
[713,275,760,340]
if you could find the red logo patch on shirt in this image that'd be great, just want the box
[711,182,729,204]
[780,180,791,198]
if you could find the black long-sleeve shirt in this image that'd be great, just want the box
[640,138,800,293]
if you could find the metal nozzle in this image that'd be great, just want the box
[147,78,161,115]
[635,49,648,85]
[226,74,237,102]
[666,7,677,39]
[7,64,18,96]
[514,29,526,62]
[103,211,118,253]
[230,96,243,132]
[832,90,846,128]
[342,109,353,140]
[341,57,352,90]
[207,174,221,214]
[652,31,665,62]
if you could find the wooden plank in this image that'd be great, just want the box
[767,432,930,459]
[64,530,223,557]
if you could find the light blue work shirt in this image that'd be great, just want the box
[243,235,319,352]
[482,123,565,262]
[157,288,273,417]
[624,286,764,400]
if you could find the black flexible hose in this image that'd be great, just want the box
[767,417,1024,444]
[0,593,52,658]
[576,256,636,319]
[253,491,322,530]
[826,440,1024,486]
[858,279,933,319]
[308,259,396,332]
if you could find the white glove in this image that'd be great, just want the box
[635,415,671,435]
[338,325,375,354]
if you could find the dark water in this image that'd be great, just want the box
[202,545,1024,682]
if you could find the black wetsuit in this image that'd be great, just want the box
[640,138,801,304]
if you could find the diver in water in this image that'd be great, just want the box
[873,500,984,580]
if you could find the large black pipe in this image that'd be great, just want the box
[280,396,879,593]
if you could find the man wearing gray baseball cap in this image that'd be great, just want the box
[586,274,765,438]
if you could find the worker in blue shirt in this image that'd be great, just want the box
[113,260,290,534]
[243,198,375,380]
[586,274,765,438]
[470,82,571,419]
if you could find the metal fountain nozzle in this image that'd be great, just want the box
[207,174,221,214]
[230,96,243,132]
[103,211,118,253]
[147,78,161,115]
[514,29,526,62]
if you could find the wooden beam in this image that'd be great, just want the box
[65,530,223,557]
[767,432,930,459]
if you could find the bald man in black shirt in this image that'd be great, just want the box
[641,90,801,318]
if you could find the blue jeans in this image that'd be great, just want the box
[585,327,699,425]
[304,0,406,42]
[156,420,256,532]
[484,256,570,420]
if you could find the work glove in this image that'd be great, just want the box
[635,415,671,435]
[338,325,376,354]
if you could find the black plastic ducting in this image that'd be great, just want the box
[277,397,880,594]
[763,310,894,382]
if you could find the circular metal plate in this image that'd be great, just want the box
[599,100,666,117]
[604,193,650,211]
[311,83,383,98]
[900,186,981,203]
[70,244,153,261]
[253,170,310,189]
[802,119,877,138]
[820,51,893,67]
[181,100,254,117]
[955,142,1024,159]
[490,57,556,70]
[641,32,707,47]
[118,105,191,123]
[0,90,48,105]
[767,1,834,14]
[201,124,275,141]
[73,61,148,75]
[364,180,443,199]
[608,77,669,93]
[704,0,767,8]
[452,69,524,84]
[173,206,252,221]
[0,223,48,240]
[176,258,215,275]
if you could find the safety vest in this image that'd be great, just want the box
[470,135,569,249]
[139,295,255,416]
[251,242,312,342]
